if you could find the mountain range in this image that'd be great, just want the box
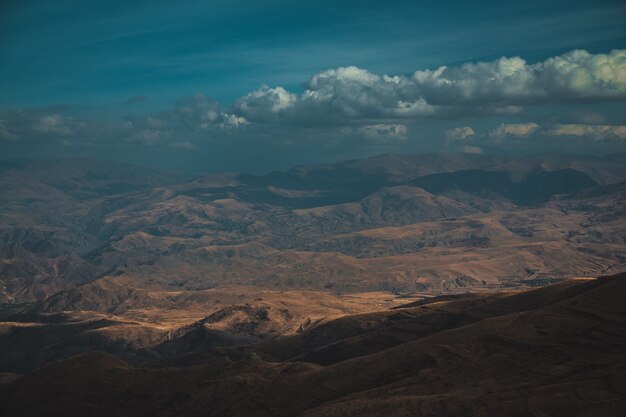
[0,152,625,415]
[1,152,625,304]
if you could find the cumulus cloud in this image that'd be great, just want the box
[0,95,250,151]
[462,145,483,154]
[33,114,79,135]
[2,50,625,157]
[123,93,248,145]
[410,49,626,105]
[538,50,626,100]
[455,122,626,144]
[445,126,475,141]
[232,49,626,124]
[234,85,297,122]
[0,109,94,143]
[303,67,439,118]
[545,124,626,140]
[488,123,540,139]
[235,66,439,123]
[343,123,408,142]
[221,114,248,129]
[159,93,223,130]
[169,94,248,131]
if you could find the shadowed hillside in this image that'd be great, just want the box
[1,272,624,417]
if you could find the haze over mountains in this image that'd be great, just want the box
[1,152,625,303]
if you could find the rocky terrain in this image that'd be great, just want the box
[0,282,415,373]
[1,153,625,303]
[0,152,625,415]
[1,272,624,417]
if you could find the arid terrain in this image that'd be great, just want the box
[1,152,625,416]
[3,0,626,413]
[2,153,625,302]
[1,273,625,416]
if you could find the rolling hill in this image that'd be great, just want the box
[1,272,624,417]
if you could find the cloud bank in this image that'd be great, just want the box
[445,122,626,157]
[546,124,626,140]
[1,49,625,159]
[488,123,541,139]
[234,49,626,123]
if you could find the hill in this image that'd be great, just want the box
[1,272,624,416]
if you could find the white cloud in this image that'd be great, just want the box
[118,94,249,146]
[445,126,475,141]
[220,114,248,129]
[458,122,626,143]
[488,123,540,139]
[411,49,626,104]
[235,66,440,122]
[348,123,408,141]
[462,145,483,154]
[33,114,77,135]
[170,94,224,130]
[232,49,626,124]
[546,124,626,140]
[234,85,297,121]
[2,50,625,153]
[538,50,626,99]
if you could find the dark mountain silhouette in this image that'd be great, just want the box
[413,168,598,205]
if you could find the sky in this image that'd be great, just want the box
[1,0,625,173]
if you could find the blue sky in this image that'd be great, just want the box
[1,0,626,172]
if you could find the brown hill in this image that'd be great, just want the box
[1,272,624,417]
[0,280,412,373]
